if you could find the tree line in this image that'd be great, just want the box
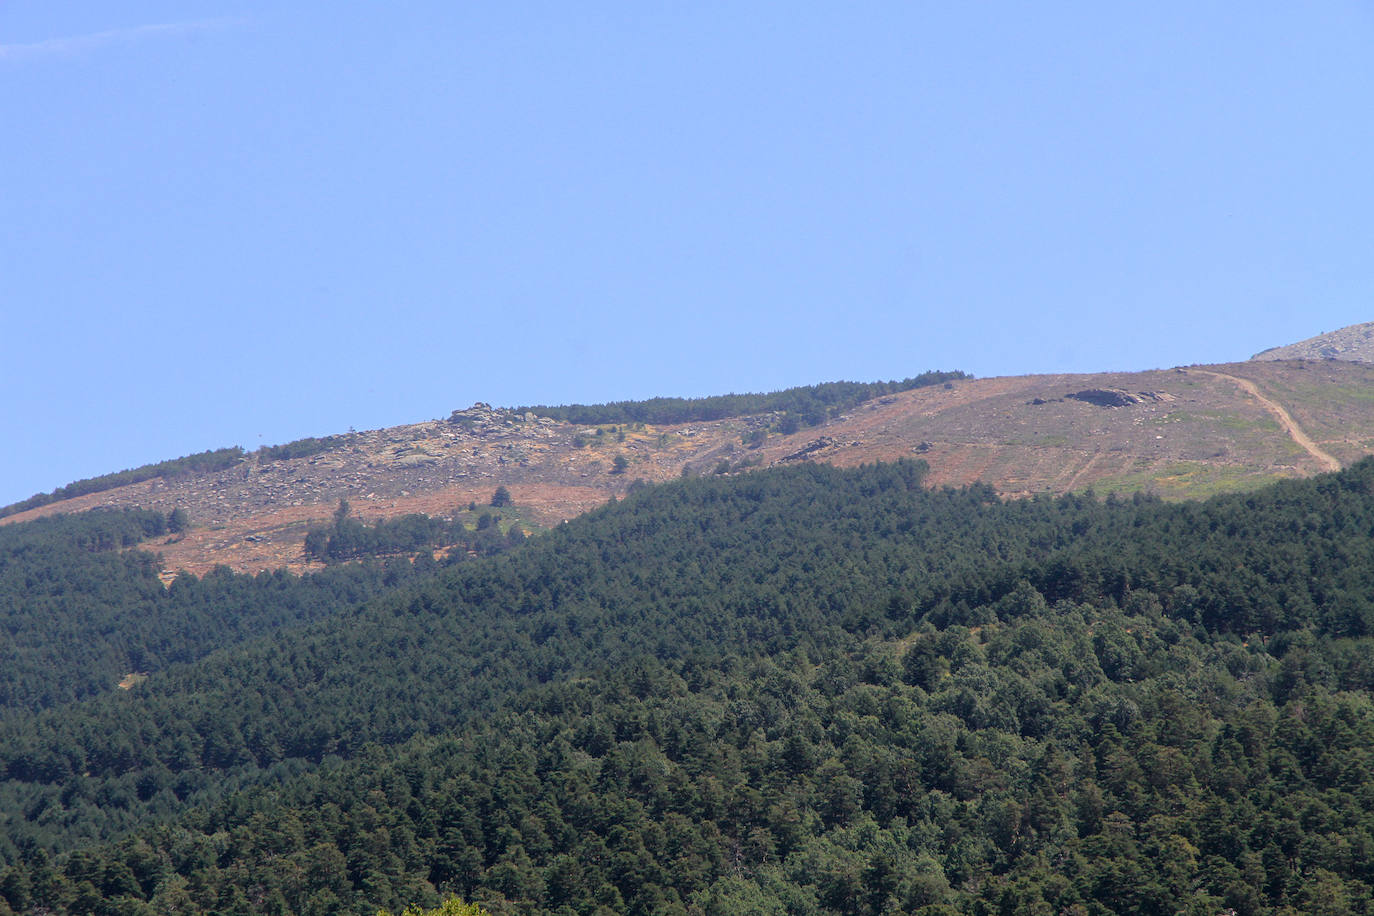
[302,498,524,564]
[0,449,247,519]
[515,372,969,428]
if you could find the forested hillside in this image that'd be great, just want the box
[7,459,1374,913]
[0,509,436,712]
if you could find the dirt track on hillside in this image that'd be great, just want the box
[1189,369,1341,472]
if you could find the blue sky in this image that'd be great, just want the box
[2,2,1372,506]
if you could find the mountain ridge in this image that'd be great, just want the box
[8,352,1374,576]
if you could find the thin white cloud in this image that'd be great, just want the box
[0,18,245,62]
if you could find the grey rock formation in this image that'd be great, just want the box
[1066,389,1173,408]
[1252,321,1374,363]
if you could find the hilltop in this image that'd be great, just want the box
[6,357,1374,575]
[1252,320,1374,363]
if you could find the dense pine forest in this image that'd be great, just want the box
[0,509,444,712]
[6,458,1374,913]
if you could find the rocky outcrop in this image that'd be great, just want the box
[1066,389,1175,408]
[780,437,834,462]
[1252,321,1374,363]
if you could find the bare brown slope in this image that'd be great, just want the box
[8,359,1374,575]
[747,363,1342,496]
[1190,369,1340,472]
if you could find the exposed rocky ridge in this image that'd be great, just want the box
[9,359,1374,575]
[1252,321,1374,363]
